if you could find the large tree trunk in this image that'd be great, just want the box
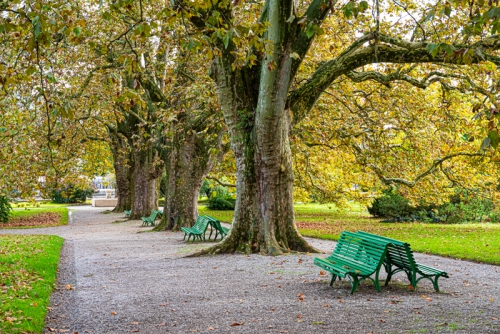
[111,136,132,213]
[130,146,158,219]
[205,104,315,255]
[200,46,316,254]
[191,0,317,255]
[156,127,220,231]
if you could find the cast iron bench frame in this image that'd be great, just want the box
[314,231,388,294]
[356,231,449,292]
[141,210,162,227]
[205,215,230,240]
[181,215,210,242]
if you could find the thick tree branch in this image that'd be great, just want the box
[346,69,490,96]
[290,0,334,79]
[368,152,485,187]
[288,33,500,124]
[206,176,236,188]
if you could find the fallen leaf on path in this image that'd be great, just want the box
[380,319,385,323]
[130,330,139,333]
[298,293,304,302]
[322,304,329,308]
[156,323,166,326]
[65,284,74,290]
[230,322,244,326]
[297,315,302,319]
[46,328,56,332]
[159,303,167,306]
[490,297,494,302]
[131,322,139,325]
[208,326,214,330]
[319,271,326,276]
[111,311,116,315]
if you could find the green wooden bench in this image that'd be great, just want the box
[124,210,132,217]
[141,210,162,227]
[181,215,210,242]
[205,215,230,240]
[314,231,388,294]
[356,231,449,292]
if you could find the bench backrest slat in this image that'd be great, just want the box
[356,231,417,273]
[330,231,387,273]
[193,216,207,229]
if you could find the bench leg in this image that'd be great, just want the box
[385,271,393,286]
[432,276,441,292]
[349,276,360,294]
[415,275,441,292]
[329,274,337,286]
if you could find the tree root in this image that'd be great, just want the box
[186,232,320,257]
[152,219,167,231]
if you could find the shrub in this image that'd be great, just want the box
[206,185,235,210]
[368,189,413,218]
[368,188,496,224]
[207,197,236,210]
[0,196,11,223]
[51,184,93,203]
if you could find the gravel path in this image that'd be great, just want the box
[1,206,499,333]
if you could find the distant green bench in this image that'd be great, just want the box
[205,215,230,240]
[314,231,387,294]
[141,210,162,227]
[181,215,210,242]
[355,231,449,292]
[124,210,132,217]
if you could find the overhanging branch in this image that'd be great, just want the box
[368,152,485,187]
[206,176,236,188]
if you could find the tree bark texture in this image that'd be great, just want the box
[157,120,223,231]
[130,146,158,219]
[110,135,133,213]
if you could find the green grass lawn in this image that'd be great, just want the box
[199,203,500,265]
[2,203,69,229]
[0,235,64,333]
